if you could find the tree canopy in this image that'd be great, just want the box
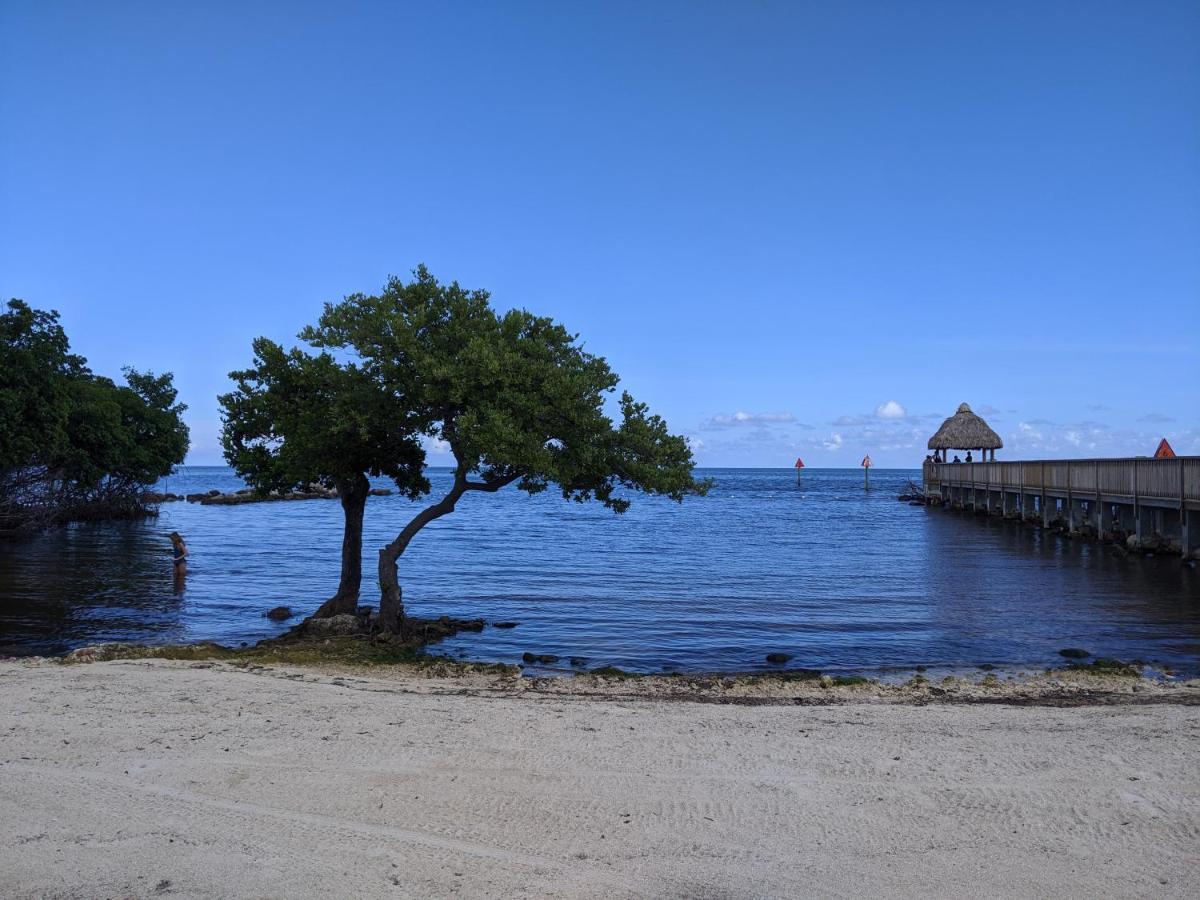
[1,299,189,534]
[220,337,427,499]
[304,266,707,631]
[219,337,428,614]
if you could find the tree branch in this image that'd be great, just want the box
[463,473,522,493]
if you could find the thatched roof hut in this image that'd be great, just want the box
[928,403,1003,461]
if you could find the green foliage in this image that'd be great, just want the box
[57,370,189,488]
[303,265,708,510]
[219,337,427,498]
[1,300,189,531]
[0,299,87,471]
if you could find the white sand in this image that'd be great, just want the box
[1,658,1197,898]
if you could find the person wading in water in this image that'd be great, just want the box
[168,532,188,584]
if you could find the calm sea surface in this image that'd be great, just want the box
[1,467,1197,676]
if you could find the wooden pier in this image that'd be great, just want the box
[923,456,1200,558]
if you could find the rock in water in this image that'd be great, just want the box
[493,621,519,629]
[765,652,792,664]
[265,606,294,621]
[1059,647,1091,659]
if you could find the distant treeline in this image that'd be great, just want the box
[0,300,189,537]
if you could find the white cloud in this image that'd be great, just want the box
[1006,419,1181,456]
[701,411,797,430]
[874,400,906,420]
[822,432,843,450]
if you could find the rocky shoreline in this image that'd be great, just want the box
[44,619,1199,708]
[142,485,393,506]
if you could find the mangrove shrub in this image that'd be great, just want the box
[0,300,189,535]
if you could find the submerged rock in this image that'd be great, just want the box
[569,657,589,668]
[265,606,294,621]
[492,621,519,629]
[765,652,792,665]
[521,652,559,665]
[1059,647,1091,659]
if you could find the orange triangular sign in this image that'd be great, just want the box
[1154,438,1176,459]
[794,457,805,468]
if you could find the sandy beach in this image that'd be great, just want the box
[1,658,1198,899]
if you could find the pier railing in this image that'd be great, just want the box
[924,456,1200,508]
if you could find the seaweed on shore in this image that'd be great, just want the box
[586,666,641,680]
[1065,657,1143,677]
[728,671,873,688]
[58,615,517,675]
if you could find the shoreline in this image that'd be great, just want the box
[20,611,1198,689]
[21,640,1200,707]
[2,656,1197,897]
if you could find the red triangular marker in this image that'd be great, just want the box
[1154,438,1176,459]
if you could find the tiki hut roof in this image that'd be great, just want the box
[927,403,1003,451]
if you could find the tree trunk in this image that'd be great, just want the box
[376,468,521,634]
[311,473,370,618]
[377,478,464,634]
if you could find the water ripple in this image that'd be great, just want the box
[1,467,1197,674]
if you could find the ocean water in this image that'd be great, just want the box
[1,466,1197,676]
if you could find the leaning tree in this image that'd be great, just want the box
[304,266,708,633]
[219,338,426,617]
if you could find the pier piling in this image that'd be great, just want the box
[923,456,1200,559]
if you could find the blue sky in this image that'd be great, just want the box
[2,1,1197,467]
